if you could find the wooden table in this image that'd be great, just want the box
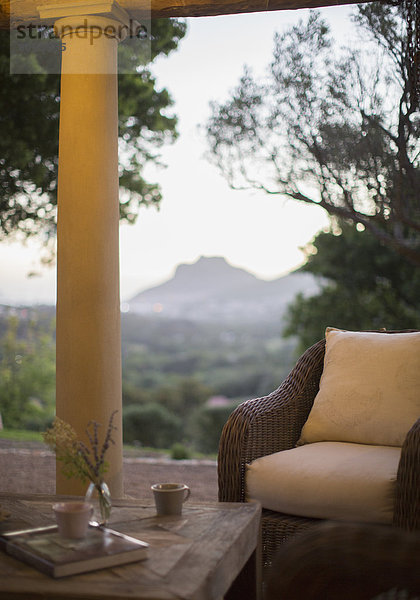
[0,494,261,600]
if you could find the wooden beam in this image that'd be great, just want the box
[1,0,371,29]
[127,0,361,18]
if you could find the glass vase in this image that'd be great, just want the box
[85,481,112,526]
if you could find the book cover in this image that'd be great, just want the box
[1,525,148,578]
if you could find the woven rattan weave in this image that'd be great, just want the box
[218,331,420,567]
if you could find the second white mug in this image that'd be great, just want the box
[53,501,93,539]
[151,483,191,516]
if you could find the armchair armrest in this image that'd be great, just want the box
[394,417,420,531]
[218,339,326,502]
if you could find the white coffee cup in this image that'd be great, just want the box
[151,483,191,516]
[53,502,93,539]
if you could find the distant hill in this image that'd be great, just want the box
[128,256,319,322]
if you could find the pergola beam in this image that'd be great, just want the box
[1,0,373,29]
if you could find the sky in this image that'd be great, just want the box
[0,4,356,306]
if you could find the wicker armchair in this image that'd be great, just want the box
[218,332,420,567]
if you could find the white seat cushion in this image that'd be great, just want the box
[298,328,420,447]
[246,442,401,524]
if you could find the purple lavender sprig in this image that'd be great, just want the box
[98,410,118,470]
[43,411,118,485]
[78,410,118,483]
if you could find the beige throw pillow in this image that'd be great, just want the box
[298,328,420,447]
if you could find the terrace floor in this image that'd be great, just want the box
[0,440,218,503]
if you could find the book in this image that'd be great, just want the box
[0,524,148,578]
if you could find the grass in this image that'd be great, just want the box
[0,429,217,461]
[0,428,43,442]
[122,445,216,460]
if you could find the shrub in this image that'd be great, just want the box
[170,442,191,460]
[123,403,182,448]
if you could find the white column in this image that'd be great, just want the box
[54,14,126,497]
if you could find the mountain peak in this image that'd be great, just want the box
[172,256,258,286]
[129,256,318,322]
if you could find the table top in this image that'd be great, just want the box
[0,493,261,600]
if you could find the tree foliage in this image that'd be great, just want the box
[206,4,420,266]
[0,315,56,429]
[191,403,237,454]
[121,314,294,399]
[122,402,182,447]
[283,223,420,353]
[0,19,186,246]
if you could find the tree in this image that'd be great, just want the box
[0,19,186,248]
[191,403,236,454]
[283,223,420,353]
[0,315,56,429]
[122,402,182,448]
[157,377,213,414]
[206,4,420,266]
